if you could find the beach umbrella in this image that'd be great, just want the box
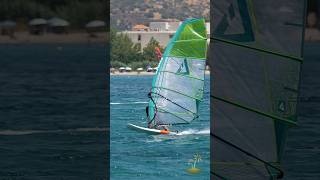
[47,17,69,27]
[85,20,106,28]
[119,67,125,72]
[47,17,69,34]
[137,67,143,71]
[28,18,47,35]
[125,67,132,72]
[29,18,47,26]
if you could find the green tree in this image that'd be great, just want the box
[111,32,142,66]
[142,37,164,63]
[110,28,117,44]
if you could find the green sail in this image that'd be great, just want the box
[148,18,208,126]
[210,0,307,179]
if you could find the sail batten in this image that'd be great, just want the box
[157,108,192,124]
[152,86,204,101]
[211,0,306,179]
[211,95,298,126]
[148,18,207,126]
[211,37,303,62]
[157,71,205,81]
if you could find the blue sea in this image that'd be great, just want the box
[110,75,210,180]
[282,42,320,180]
[0,43,108,180]
[0,42,318,180]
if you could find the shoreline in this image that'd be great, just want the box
[1,28,320,44]
[0,32,107,44]
[110,71,211,76]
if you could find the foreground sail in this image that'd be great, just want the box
[147,18,207,127]
[210,0,306,179]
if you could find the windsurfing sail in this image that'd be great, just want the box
[147,18,208,127]
[210,0,307,179]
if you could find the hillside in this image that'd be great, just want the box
[110,0,209,30]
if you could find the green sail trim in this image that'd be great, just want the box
[169,19,207,59]
[211,37,303,62]
[170,39,207,59]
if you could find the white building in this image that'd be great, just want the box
[121,22,211,50]
[149,21,210,32]
[121,31,175,49]
[149,21,182,31]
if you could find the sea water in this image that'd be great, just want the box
[0,43,108,180]
[282,42,320,180]
[110,75,210,180]
[110,42,320,179]
[0,42,318,179]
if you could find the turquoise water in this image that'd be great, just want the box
[110,75,210,180]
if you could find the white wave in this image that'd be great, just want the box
[145,128,210,142]
[176,128,210,136]
[110,101,148,105]
[136,128,210,143]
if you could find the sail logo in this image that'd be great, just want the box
[276,98,296,117]
[213,0,255,42]
[278,101,286,112]
[177,58,190,75]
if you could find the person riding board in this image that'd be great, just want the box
[146,48,166,130]
[146,106,169,131]
[146,92,178,133]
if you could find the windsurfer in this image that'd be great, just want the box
[147,120,154,129]
[146,106,154,128]
[146,93,174,132]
